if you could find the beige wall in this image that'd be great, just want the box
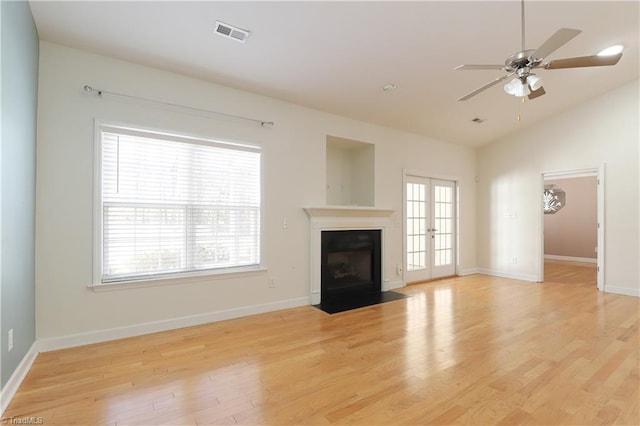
[31,41,640,346]
[35,42,477,342]
[477,79,639,296]
[544,177,597,259]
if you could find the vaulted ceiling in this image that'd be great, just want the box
[29,1,639,147]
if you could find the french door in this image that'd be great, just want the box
[405,176,456,283]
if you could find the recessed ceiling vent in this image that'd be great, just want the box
[214,21,250,43]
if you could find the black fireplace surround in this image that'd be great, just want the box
[321,229,382,303]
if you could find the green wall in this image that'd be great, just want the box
[1,0,39,389]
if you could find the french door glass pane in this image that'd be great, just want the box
[434,185,453,267]
[407,182,427,271]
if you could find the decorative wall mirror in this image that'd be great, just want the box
[543,184,566,214]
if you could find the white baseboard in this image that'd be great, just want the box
[458,268,480,276]
[37,296,310,352]
[477,268,538,283]
[0,342,39,416]
[383,280,404,291]
[604,286,640,297]
[544,254,597,264]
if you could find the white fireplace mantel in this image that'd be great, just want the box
[304,206,395,219]
[305,206,396,305]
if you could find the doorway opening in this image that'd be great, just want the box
[404,174,457,284]
[539,167,604,290]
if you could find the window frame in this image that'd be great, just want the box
[91,120,265,289]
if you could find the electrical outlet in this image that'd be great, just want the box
[8,329,14,352]
[511,256,518,264]
[268,278,275,288]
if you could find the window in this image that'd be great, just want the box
[95,124,261,284]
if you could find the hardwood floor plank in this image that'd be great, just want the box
[5,261,638,425]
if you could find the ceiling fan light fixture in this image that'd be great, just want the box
[597,44,624,57]
[515,81,531,97]
[526,74,543,91]
[504,82,516,95]
[504,78,530,97]
[504,78,521,95]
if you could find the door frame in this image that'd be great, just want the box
[538,165,605,291]
[403,169,460,284]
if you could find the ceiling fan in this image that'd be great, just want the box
[455,0,623,101]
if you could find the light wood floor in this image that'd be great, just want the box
[5,262,639,425]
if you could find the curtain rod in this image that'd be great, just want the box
[83,85,274,128]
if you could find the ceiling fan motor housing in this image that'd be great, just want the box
[505,50,543,73]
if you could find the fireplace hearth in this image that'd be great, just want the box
[315,229,408,314]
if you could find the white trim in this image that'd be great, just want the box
[477,269,538,282]
[89,267,268,292]
[306,207,393,305]
[92,119,103,286]
[455,181,462,277]
[597,164,605,291]
[538,173,545,282]
[383,280,404,291]
[304,206,394,218]
[605,286,640,298]
[37,297,309,352]
[0,342,38,416]
[92,119,265,286]
[539,166,604,290]
[543,170,597,180]
[544,255,597,264]
[403,168,461,183]
[402,170,460,283]
[458,268,480,276]
[99,123,261,153]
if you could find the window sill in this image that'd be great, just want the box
[89,266,268,292]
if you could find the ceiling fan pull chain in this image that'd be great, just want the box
[517,96,526,122]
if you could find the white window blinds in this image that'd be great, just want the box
[98,125,261,283]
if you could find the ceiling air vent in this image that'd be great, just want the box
[214,21,250,43]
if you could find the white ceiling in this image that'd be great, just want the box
[29,1,639,147]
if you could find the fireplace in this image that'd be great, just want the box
[321,229,381,303]
[304,206,398,306]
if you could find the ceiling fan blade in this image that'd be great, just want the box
[454,64,506,71]
[532,28,582,60]
[457,73,515,101]
[544,52,623,69]
[528,86,546,100]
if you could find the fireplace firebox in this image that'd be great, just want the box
[321,229,381,303]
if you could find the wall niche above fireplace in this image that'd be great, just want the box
[326,135,374,207]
